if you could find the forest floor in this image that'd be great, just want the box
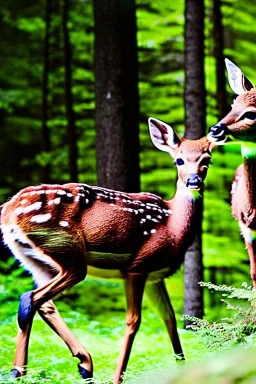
[0,273,256,384]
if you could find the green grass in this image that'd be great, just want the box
[0,273,210,383]
[1,270,255,383]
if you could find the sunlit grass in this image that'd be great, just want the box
[0,273,209,384]
[1,271,255,384]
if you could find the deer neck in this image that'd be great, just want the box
[168,180,202,243]
[241,143,256,208]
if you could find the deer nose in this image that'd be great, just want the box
[208,123,228,142]
[186,173,202,190]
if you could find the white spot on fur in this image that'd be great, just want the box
[16,201,43,216]
[53,197,61,205]
[241,226,256,243]
[67,193,73,197]
[30,213,52,223]
[231,181,237,194]
[20,192,29,197]
[59,220,69,227]
[151,229,157,234]
[15,207,24,216]
[57,190,66,195]
[20,199,28,205]
[46,189,58,194]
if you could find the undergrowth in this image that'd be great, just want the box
[183,282,256,350]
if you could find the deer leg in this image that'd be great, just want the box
[12,256,88,378]
[145,280,184,360]
[38,300,93,378]
[11,306,33,378]
[114,273,147,384]
[245,239,256,288]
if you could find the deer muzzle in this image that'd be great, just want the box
[186,173,203,190]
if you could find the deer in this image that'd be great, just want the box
[1,117,215,383]
[208,58,256,288]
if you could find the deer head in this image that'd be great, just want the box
[208,59,256,144]
[149,117,213,191]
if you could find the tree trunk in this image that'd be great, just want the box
[213,0,227,119]
[42,0,51,183]
[184,0,205,323]
[93,0,140,192]
[63,0,78,182]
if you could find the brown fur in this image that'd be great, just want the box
[1,120,214,382]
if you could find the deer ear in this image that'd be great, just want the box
[148,117,181,153]
[225,58,254,95]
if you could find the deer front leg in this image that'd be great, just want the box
[245,239,256,288]
[114,273,147,384]
[145,280,184,360]
[38,300,93,378]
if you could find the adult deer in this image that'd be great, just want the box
[1,118,214,383]
[208,59,256,287]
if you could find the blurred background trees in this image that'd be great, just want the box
[0,0,255,323]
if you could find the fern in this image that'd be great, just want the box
[182,282,256,351]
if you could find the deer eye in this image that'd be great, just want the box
[241,111,256,122]
[200,158,211,168]
[176,158,184,166]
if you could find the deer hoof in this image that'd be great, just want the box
[78,364,93,379]
[10,368,22,378]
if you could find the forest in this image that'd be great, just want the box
[1,0,256,383]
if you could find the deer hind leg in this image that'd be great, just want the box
[2,226,91,378]
[38,300,93,379]
[245,237,256,288]
[145,280,184,360]
[114,273,147,384]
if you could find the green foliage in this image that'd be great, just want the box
[183,282,256,351]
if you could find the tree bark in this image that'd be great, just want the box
[93,0,140,192]
[42,0,51,183]
[63,0,78,182]
[184,0,205,323]
[213,0,227,119]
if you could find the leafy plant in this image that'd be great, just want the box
[183,282,256,350]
